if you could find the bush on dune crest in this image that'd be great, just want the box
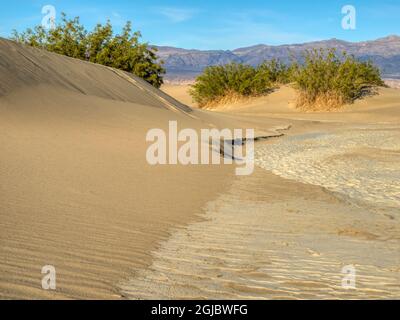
[12,13,165,88]
[293,49,385,110]
[189,63,266,108]
[190,60,292,108]
[256,59,297,85]
[190,49,384,110]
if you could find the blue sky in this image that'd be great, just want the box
[1,0,399,50]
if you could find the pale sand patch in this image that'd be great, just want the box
[121,168,400,300]
[255,127,400,208]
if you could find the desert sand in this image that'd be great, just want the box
[0,39,235,299]
[1,39,399,299]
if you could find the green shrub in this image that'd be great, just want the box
[12,13,165,88]
[190,49,384,110]
[189,58,304,108]
[256,59,295,85]
[293,49,384,109]
[190,61,295,108]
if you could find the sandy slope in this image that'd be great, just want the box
[0,39,235,299]
[1,39,400,300]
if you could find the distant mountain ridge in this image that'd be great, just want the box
[153,35,400,82]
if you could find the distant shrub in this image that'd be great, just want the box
[190,60,295,108]
[12,13,165,88]
[190,63,266,108]
[256,59,295,85]
[293,49,385,109]
[190,48,384,110]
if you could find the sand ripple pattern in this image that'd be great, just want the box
[121,176,400,299]
[255,128,400,208]
[120,127,400,300]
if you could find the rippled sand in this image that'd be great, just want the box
[121,163,400,299]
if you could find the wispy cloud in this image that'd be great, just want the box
[154,7,199,23]
[161,9,318,49]
[224,9,318,45]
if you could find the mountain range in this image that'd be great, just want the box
[153,35,400,83]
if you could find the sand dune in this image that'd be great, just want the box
[0,39,235,299]
[162,84,400,122]
[1,39,399,300]
[0,39,191,113]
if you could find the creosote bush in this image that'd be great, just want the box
[293,49,385,110]
[190,49,384,110]
[190,60,292,108]
[12,13,165,88]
